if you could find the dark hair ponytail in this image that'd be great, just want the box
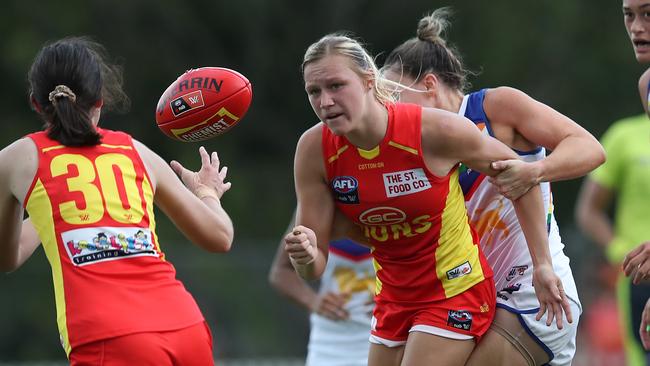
[384,7,472,92]
[28,37,129,146]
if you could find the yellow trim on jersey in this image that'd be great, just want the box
[42,145,65,153]
[100,143,133,150]
[327,145,349,163]
[141,174,163,260]
[42,143,133,153]
[388,141,418,155]
[372,257,383,295]
[436,170,485,298]
[25,179,72,356]
[357,146,380,160]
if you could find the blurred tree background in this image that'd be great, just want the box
[0,0,643,363]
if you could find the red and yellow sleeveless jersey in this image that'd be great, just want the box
[322,103,493,304]
[24,128,203,356]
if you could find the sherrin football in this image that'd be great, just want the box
[155,67,252,142]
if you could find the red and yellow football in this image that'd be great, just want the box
[155,67,252,142]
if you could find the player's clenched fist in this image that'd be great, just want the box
[284,226,318,265]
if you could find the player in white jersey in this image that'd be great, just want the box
[269,217,374,366]
[382,8,605,366]
[457,91,583,366]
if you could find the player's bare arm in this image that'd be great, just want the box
[134,141,234,252]
[422,109,573,328]
[0,139,38,272]
[288,124,333,280]
[484,87,605,195]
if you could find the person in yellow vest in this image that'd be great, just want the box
[575,2,650,364]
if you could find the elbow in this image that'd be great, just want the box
[212,234,233,253]
[268,267,282,290]
[583,138,606,170]
[599,149,607,166]
[593,144,607,168]
[201,230,234,253]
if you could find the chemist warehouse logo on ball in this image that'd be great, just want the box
[357,207,432,242]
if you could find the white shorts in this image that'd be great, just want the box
[497,283,581,366]
[306,314,370,366]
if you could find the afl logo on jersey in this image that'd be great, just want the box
[332,176,359,204]
[358,207,406,226]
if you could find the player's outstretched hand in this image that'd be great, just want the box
[623,242,650,285]
[310,291,350,321]
[532,263,573,329]
[170,146,231,199]
[489,159,540,200]
[284,225,318,266]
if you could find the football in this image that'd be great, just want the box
[155,67,252,142]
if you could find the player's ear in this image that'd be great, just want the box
[422,73,439,93]
[94,99,104,108]
[366,74,375,90]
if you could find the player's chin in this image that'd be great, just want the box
[323,118,350,136]
[634,50,650,64]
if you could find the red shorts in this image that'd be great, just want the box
[69,321,213,365]
[370,278,496,346]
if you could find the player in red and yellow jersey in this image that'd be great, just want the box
[0,37,233,365]
[284,34,564,366]
[380,9,602,366]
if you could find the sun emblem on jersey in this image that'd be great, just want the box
[470,198,510,246]
[333,267,375,298]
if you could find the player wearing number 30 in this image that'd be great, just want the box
[0,37,233,365]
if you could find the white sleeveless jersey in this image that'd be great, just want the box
[457,90,580,313]
[306,239,374,366]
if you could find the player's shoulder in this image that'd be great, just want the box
[484,86,522,99]
[297,122,325,150]
[0,137,37,165]
[482,86,534,111]
[129,138,162,189]
[301,121,324,138]
[421,106,472,138]
[0,137,38,191]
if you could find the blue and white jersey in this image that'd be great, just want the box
[456,89,580,311]
[306,239,374,366]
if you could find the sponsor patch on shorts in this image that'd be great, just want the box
[447,310,473,331]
